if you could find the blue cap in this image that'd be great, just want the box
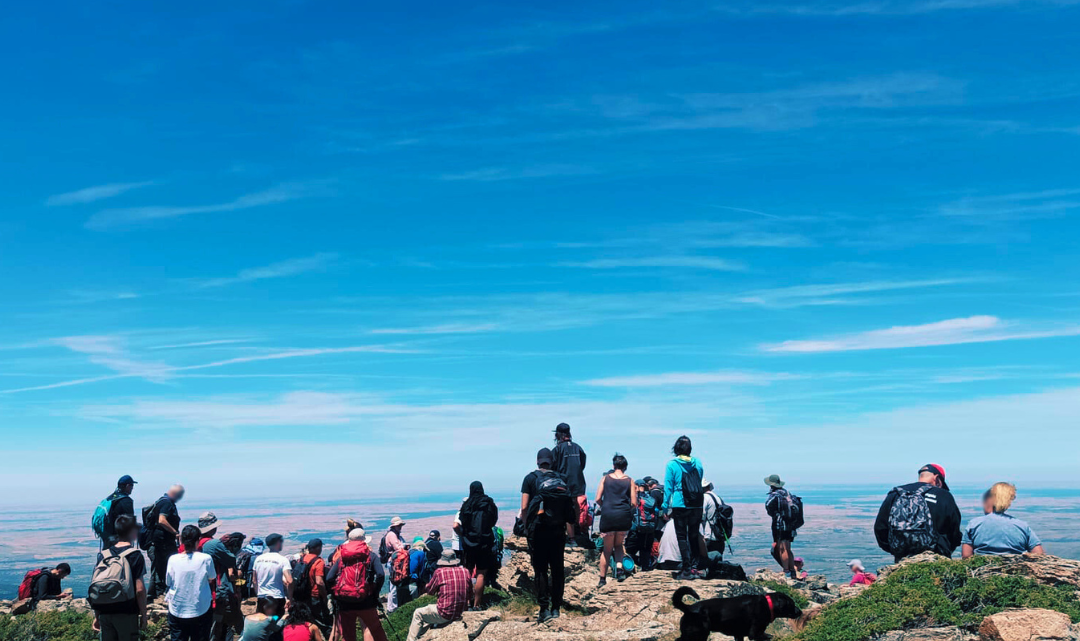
[118,475,137,485]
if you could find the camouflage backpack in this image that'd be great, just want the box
[887,485,936,557]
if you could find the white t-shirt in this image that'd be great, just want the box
[166,551,215,618]
[254,552,292,599]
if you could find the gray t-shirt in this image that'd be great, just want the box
[962,512,1042,555]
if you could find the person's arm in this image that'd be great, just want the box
[136,576,148,628]
[594,475,606,506]
[1030,544,1046,555]
[873,493,895,553]
[315,560,326,593]
[579,447,586,473]
[310,623,325,641]
[283,565,294,602]
[158,513,178,537]
[519,493,530,519]
[961,543,975,559]
[630,479,638,508]
[325,560,340,587]
[35,575,52,600]
[663,463,675,510]
[425,571,440,596]
[1026,525,1045,555]
[945,495,963,553]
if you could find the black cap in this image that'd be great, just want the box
[554,423,571,434]
[307,538,323,549]
[118,475,137,486]
[265,533,284,547]
[429,530,440,539]
[918,464,950,491]
[537,447,554,466]
[642,476,656,484]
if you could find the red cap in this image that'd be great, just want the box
[919,464,949,491]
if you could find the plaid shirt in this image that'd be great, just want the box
[425,566,471,621]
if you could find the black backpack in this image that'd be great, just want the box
[378,533,392,564]
[138,499,164,547]
[774,490,805,532]
[707,493,735,540]
[527,471,572,534]
[291,556,317,602]
[680,461,704,508]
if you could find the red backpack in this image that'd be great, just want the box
[332,541,374,602]
[18,568,48,600]
[389,548,411,586]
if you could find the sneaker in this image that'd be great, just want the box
[597,577,607,588]
[537,609,551,623]
[616,568,627,583]
[689,569,706,580]
[550,608,561,619]
[676,570,694,581]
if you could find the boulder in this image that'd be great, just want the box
[975,554,1080,589]
[424,611,502,641]
[978,609,1073,641]
[878,552,950,579]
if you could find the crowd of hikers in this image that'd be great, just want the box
[12,425,1050,641]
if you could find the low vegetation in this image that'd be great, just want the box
[751,579,811,609]
[792,557,1080,641]
[0,610,167,641]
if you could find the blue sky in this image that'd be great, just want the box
[3,0,1080,505]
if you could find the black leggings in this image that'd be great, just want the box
[671,507,703,571]
[528,531,565,610]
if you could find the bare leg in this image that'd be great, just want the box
[599,535,614,580]
[473,570,486,608]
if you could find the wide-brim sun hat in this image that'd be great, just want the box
[436,549,460,567]
[198,511,222,534]
[764,474,785,489]
[390,516,407,527]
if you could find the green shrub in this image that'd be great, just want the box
[792,557,1080,641]
[752,580,810,609]
[0,610,172,641]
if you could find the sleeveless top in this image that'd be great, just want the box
[599,475,634,533]
[282,623,315,641]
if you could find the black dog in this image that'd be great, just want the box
[672,586,803,641]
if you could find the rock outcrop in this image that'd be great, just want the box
[877,628,978,641]
[977,609,1075,641]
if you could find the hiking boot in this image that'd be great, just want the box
[550,608,561,619]
[537,608,551,623]
[616,568,627,583]
[597,577,607,588]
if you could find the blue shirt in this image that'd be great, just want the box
[962,512,1042,555]
[663,456,704,510]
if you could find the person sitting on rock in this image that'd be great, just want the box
[961,483,1045,558]
[874,464,962,562]
[846,559,876,586]
[405,549,471,641]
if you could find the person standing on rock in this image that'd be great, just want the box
[595,454,637,588]
[456,481,498,610]
[147,484,184,600]
[91,514,147,641]
[874,463,962,562]
[96,475,137,547]
[765,474,802,580]
[380,517,408,613]
[551,422,588,544]
[253,533,294,616]
[405,549,471,641]
[520,447,573,623]
[326,528,388,641]
[662,436,706,581]
[166,525,216,641]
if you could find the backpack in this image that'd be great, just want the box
[706,493,735,540]
[680,461,704,508]
[527,471,572,534]
[139,499,164,547]
[408,549,426,581]
[291,556,318,602]
[389,548,411,586]
[18,569,49,600]
[492,526,505,565]
[378,533,392,564]
[88,548,139,606]
[773,490,804,532]
[638,491,660,530]
[887,485,937,557]
[332,541,375,602]
[92,493,117,539]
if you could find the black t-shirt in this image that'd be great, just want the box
[153,496,180,540]
[520,469,546,498]
[92,545,146,615]
[103,492,135,541]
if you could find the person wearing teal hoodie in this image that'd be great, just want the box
[662,435,706,580]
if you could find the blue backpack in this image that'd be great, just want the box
[409,549,426,581]
[92,492,119,539]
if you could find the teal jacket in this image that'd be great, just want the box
[663,456,704,510]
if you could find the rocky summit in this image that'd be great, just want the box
[3,545,1080,641]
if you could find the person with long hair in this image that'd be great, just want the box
[962,483,1046,558]
[595,454,636,588]
[662,436,706,580]
[166,525,216,641]
[283,602,325,641]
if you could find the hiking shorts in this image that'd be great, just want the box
[463,546,495,572]
[772,527,796,543]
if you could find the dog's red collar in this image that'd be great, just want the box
[766,594,775,621]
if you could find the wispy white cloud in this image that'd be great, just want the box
[581,370,794,387]
[196,253,339,288]
[85,182,319,230]
[763,315,1080,353]
[438,164,598,182]
[560,255,746,271]
[369,323,501,335]
[735,278,971,308]
[717,0,1080,17]
[2,343,419,394]
[52,335,171,382]
[148,339,253,350]
[938,187,1080,220]
[45,181,156,206]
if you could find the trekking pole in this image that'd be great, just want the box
[378,604,398,638]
